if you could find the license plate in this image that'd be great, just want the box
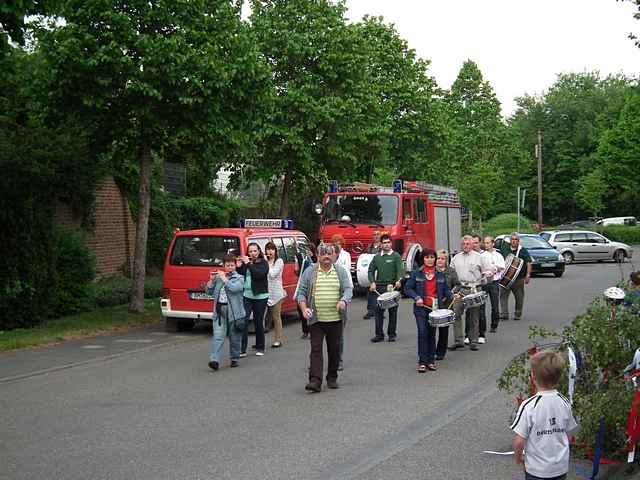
[189,291,214,301]
[541,263,555,268]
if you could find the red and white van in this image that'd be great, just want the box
[160,220,312,331]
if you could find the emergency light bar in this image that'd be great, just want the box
[240,219,294,229]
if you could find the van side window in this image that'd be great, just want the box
[571,233,588,243]
[402,198,412,223]
[282,237,296,264]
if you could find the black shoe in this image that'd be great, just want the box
[305,382,321,393]
[363,313,373,319]
[513,317,521,321]
[337,361,344,371]
[208,361,219,371]
[436,354,445,361]
[469,343,479,351]
[301,333,309,339]
[387,336,397,342]
[449,342,465,351]
[500,317,509,322]
[326,379,339,389]
[490,326,497,333]
[230,360,239,368]
[370,336,384,343]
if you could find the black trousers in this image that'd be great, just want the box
[309,321,343,385]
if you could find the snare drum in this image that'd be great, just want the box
[377,291,401,310]
[461,291,488,309]
[500,255,524,289]
[428,309,455,328]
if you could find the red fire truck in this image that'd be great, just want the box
[316,180,462,287]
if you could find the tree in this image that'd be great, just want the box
[596,91,640,215]
[36,0,271,312]
[575,168,608,217]
[249,0,375,217]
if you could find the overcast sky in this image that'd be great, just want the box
[344,0,639,117]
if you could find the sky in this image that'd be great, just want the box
[344,0,639,117]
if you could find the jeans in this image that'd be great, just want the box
[210,305,242,363]
[366,290,377,315]
[374,284,398,338]
[415,308,436,364]
[309,321,343,385]
[500,278,526,320]
[484,281,500,329]
[242,297,268,353]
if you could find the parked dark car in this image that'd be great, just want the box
[495,234,565,277]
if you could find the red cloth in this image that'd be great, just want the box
[423,266,437,308]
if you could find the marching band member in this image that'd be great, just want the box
[482,236,505,334]
[499,233,532,322]
[449,235,492,351]
[363,230,383,319]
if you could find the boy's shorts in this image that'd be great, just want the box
[525,472,566,480]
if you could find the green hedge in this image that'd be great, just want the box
[53,228,96,317]
[147,192,246,270]
[88,275,162,308]
[595,226,640,245]
[475,213,535,238]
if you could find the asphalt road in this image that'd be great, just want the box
[1,260,636,480]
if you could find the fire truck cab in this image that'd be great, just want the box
[317,180,462,287]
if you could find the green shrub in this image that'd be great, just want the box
[482,213,535,237]
[595,226,640,245]
[88,275,162,308]
[498,286,640,460]
[147,191,246,270]
[53,228,96,317]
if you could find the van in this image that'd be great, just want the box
[597,216,637,226]
[160,220,312,331]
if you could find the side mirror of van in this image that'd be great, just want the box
[314,203,323,215]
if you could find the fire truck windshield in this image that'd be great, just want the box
[323,195,398,226]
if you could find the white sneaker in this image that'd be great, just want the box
[239,353,247,358]
[255,351,265,356]
[478,337,486,344]
[464,337,470,344]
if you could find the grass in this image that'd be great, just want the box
[468,213,535,237]
[0,298,162,352]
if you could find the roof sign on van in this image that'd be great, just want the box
[240,218,294,229]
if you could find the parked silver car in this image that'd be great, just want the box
[540,230,634,264]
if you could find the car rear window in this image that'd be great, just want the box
[555,233,571,242]
[170,236,240,267]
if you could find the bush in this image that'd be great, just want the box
[595,226,640,245]
[53,228,96,317]
[498,286,640,460]
[88,274,162,308]
[481,213,535,237]
[147,191,246,270]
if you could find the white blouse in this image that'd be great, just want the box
[267,258,286,306]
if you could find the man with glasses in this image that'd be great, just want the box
[297,243,353,392]
[368,234,404,342]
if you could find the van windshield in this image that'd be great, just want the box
[170,236,240,267]
[323,195,398,226]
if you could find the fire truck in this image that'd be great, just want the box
[316,180,462,287]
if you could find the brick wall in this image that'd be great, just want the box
[55,176,136,278]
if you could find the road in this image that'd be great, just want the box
[1,261,635,480]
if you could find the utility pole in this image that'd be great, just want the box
[536,130,543,226]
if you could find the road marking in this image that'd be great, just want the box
[81,345,105,349]
[113,339,154,344]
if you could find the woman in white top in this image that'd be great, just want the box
[265,241,286,347]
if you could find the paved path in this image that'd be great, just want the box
[0,261,634,480]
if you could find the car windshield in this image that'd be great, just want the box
[170,236,240,267]
[323,194,398,225]
[520,236,554,250]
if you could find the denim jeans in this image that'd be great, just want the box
[374,284,398,338]
[242,297,268,353]
[210,305,242,363]
[415,308,436,364]
[366,290,377,315]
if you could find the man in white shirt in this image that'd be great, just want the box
[482,236,505,334]
[450,235,492,351]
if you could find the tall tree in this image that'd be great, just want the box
[36,0,271,312]
[249,0,372,217]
